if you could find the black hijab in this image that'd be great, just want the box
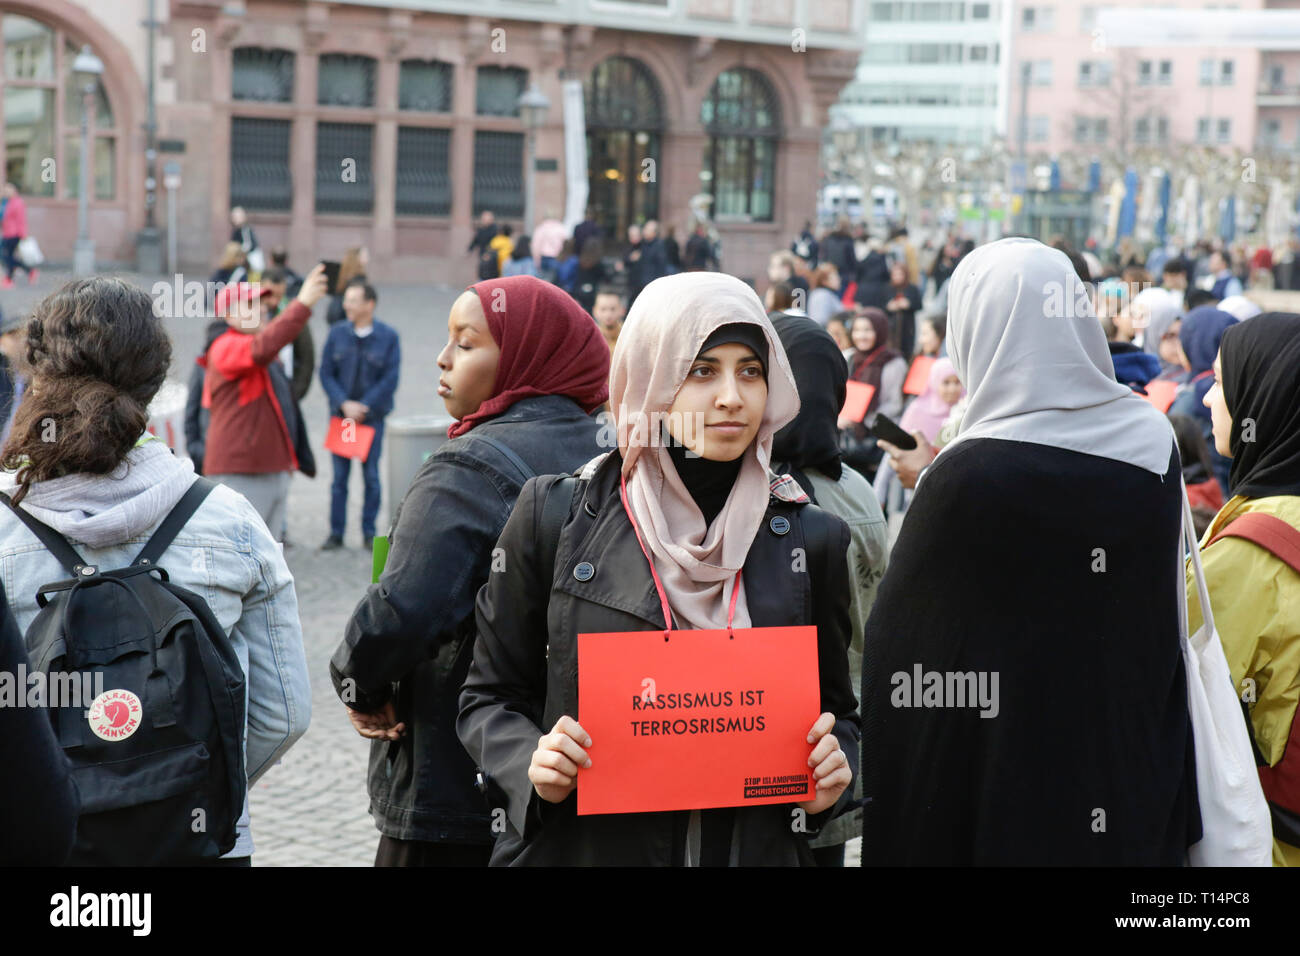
[665,322,768,525]
[770,315,845,480]
[1219,312,1300,498]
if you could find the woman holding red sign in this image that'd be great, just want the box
[458,272,858,866]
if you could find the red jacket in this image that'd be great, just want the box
[2,195,26,240]
[199,300,311,475]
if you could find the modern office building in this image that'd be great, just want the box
[835,1,1013,146]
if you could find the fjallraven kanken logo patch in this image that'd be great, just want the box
[87,688,142,742]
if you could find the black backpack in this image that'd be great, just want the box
[0,478,247,865]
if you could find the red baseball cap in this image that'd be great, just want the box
[214,281,271,316]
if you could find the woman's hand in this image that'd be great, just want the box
[529,716,592,804]
[797,712,851,817]
[346,701,405,741]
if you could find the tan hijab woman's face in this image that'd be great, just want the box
[436,292,501,420]
[666,343,766,462]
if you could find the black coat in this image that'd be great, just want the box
[860,439,1199,864]
[330,395,604,844]
[458,451,859,865]
[821,232,856,284]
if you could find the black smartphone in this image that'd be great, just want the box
[320,260,342,294]
[868,412,918,451]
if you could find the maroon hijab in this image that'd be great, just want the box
[447,275,610,438]
[848,307,901,395]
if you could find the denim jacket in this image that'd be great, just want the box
[0,463,311,859]
[319,320,401,420]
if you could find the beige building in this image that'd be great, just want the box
[3,0,863,284]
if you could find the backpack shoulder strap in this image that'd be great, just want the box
[0,491,90,575]
[538,474,576,593]
[471,432,535,485]
[134,477,218,567]
[1207,512,1300,576]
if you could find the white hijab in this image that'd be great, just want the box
[937,238,1174,476]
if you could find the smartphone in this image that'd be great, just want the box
[320,260,342,295]
[868,412,918,451]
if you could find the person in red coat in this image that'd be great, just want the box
[0,182,35,288]
[200,265,327,538]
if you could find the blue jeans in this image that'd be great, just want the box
[330,418,384,538]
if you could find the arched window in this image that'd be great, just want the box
[585,56,664,241]
[701,68,780,221]
[1,16,118,200]
[232,46,294,102]
[318,54,376,108]
[399,59,453,112]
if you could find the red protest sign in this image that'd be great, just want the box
[325,415,376,461]
[839,381,876,423]
[903,355,936,396]
[1142,379,1177,413]
[576,625,820,816]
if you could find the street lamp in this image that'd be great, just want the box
[72,45,104,276]
[517,83,550,235]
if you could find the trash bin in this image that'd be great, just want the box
[386,413,456,503]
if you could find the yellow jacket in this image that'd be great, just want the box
[1186,493,1300,867]
[489,234,514,273]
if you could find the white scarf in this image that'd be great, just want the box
[937,238,1174,477]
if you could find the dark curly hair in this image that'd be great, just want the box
[1,277,171,505]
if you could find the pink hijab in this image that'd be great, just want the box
[900,357,961,444]
[609,273,801,630]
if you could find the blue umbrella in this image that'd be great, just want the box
[1049,159,1060,191]
[1117,167,1138,238]
[1219,195,1236,242]
[1087,159,1101,193]
[1154,172,1171,244]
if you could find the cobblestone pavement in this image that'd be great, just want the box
[3,271,863,867]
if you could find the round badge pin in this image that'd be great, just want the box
[87,689,143,742]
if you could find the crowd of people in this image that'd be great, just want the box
[1,204,1298,870]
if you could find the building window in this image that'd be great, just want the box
[1078,60,1111,87]
[1219,59,1234,85]
[1155,116,1169,144]
[1031,60,1052,86]
[1021,6,1054,31]
[1134,117,1150,144]
[395,126,450,216]
[1030,115,1048,142]
[1073,116,1106,145]
[230,116,292,211]
[972,3,991,19]
[701,68,780,222]
[1216,118,1231,143]
[1158,60,1172,85]
[1261,119,1280,147]
[399,59,452,112]
[476,65,527,117]
[232,47,295,103]
[1080,5,1097,32]
[3,18,119,201]
[318,54,376,108]
[1138,60,1152,86]
[315,121,373,214]
[1268,65,1285,91]
[472,130,524,217]
[1196,117,1210,143]
[1199,59,1213,86]
[969,45,989,63]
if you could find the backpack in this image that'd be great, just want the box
[0,478,248,865]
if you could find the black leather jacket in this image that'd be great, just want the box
[329,395,604,844]
[458,451,859,865]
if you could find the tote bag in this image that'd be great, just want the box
[16,236,43,267]
[1179,481,1272,866]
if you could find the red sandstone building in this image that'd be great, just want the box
[3,0,863,283]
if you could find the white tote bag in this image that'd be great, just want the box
[1180,481,1272,866]
[16,236,43,267]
